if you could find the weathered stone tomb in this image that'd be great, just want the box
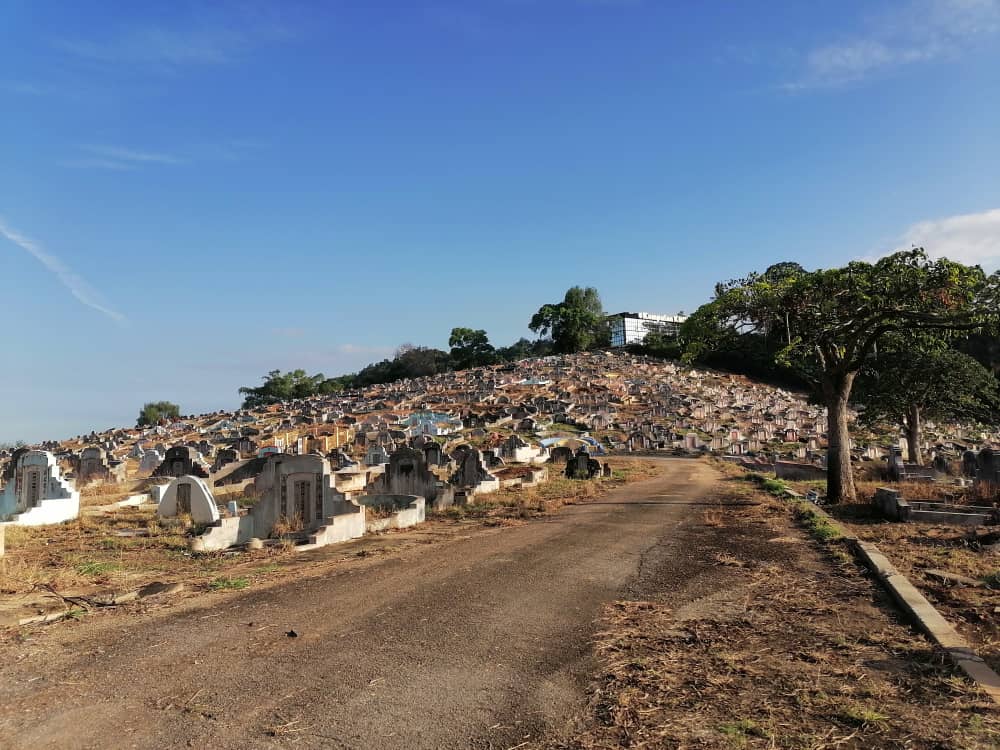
[0,450,80,525]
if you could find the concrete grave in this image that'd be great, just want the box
[549,446,573,465]
[422,441,444,466]
[76,446,126,484]
[157,475,221,525]
[874,487,997,527]
[365,444,390,466]
[449,449,500,496]
[212,447,240,472]
[977,447,999,487]
[138,449,165,475]
[963,450,979,478]
[358,494,426,533]
[192,454,364,552]
[368,447,451,509]
[0,450,80,526]
[152,446,210,479]
[565,447,601,479]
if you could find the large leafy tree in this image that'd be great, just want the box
[239,370,338,408]
[529,286,609,353]
[855,344,999,465]
[343,346,452,388]
[448,327,497,370]
[496,337,553,361]
[684,250,1000,502]
[137,401,181,427]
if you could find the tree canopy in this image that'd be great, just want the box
[529,286,608,353]
[238,370,341,409]
[683,250,1000,501]
[448,328,497,370]
[137,401,181,427]
[854,341,999,465]
[495,337,553,361]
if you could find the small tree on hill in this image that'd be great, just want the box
[529,286,609,353]
[449,328,496,370]
[137,401,180,427]
[239,370,333,409]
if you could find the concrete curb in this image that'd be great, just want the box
[793,498,1000,705]
[851,539,1000,705]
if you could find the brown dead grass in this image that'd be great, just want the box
[435,459,660,521]
[550,478,999,750]
[830,502,1000,675]
[0,506,289,604]
[78,477,161,506]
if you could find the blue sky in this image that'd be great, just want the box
[2,0,999,442]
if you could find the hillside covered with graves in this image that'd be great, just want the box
[4,351,999,539]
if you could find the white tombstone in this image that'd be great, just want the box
[0,450,80,526]
[157,475,221,524]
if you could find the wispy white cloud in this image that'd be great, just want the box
[84,144,183,165]
[52,8,296,71]
[62,140,264,170]
[59,158,136,171]
[891,208,1000,270]
[55,28,241,67]
[785,0,1000,90]
[60,144,184,171]
[0,218,127,324]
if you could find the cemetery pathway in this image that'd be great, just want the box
[1,458,728,750]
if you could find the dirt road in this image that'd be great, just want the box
[0,459,724,749]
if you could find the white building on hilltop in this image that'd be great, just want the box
[608,312,687,348]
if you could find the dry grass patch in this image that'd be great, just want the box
[0,505,296,619]
[435,459,660,522]
[830,505,1000,674]
[550,478,998,750]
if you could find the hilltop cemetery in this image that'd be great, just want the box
[1,350,998,608]
[3,350,999,531]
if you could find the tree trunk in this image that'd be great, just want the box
[904,404,923,466]
[824,371,857,503]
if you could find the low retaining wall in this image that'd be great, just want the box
[193,515,254,552]
[774,461,827,482]
[358,494,426,533]
[874,487,996,526]
[308,508,367,546]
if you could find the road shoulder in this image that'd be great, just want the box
[550,472,999,749]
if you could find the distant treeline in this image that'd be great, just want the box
[238,338,555,409]
[239,286,609,408]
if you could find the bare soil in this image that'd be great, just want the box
[0,461,992,749]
